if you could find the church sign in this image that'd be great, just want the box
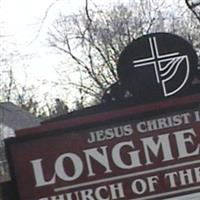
[5,33,200,200]
[5,94,200,200]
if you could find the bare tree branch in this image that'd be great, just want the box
[185,0,200,22]
[48,1,200,107]
[28,0,61,44]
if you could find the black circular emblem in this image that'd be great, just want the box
[117,33,198,101]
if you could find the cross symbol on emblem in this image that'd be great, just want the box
[132,37,190,97]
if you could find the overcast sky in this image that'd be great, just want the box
[0,0,187,108]
[1,0,82,80]
[0,0,136,110]
[1,0,126,103]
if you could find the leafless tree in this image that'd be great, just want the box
[48,0,173,107]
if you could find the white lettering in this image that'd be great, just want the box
[84,147,112,177]
[112,141,142,169]
[141,134,174,165]
[165,172,178,188]
[173,128,200,158]
[55,153,83,181]
[131,179,147,194]
[95,186,109,200]
[147,176,159,192]
[30,159,56,187]
[179,169,194,185]
[110,183,125,199]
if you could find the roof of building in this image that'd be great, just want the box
[0,102,40,130]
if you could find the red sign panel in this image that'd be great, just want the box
[5,95,200,200]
